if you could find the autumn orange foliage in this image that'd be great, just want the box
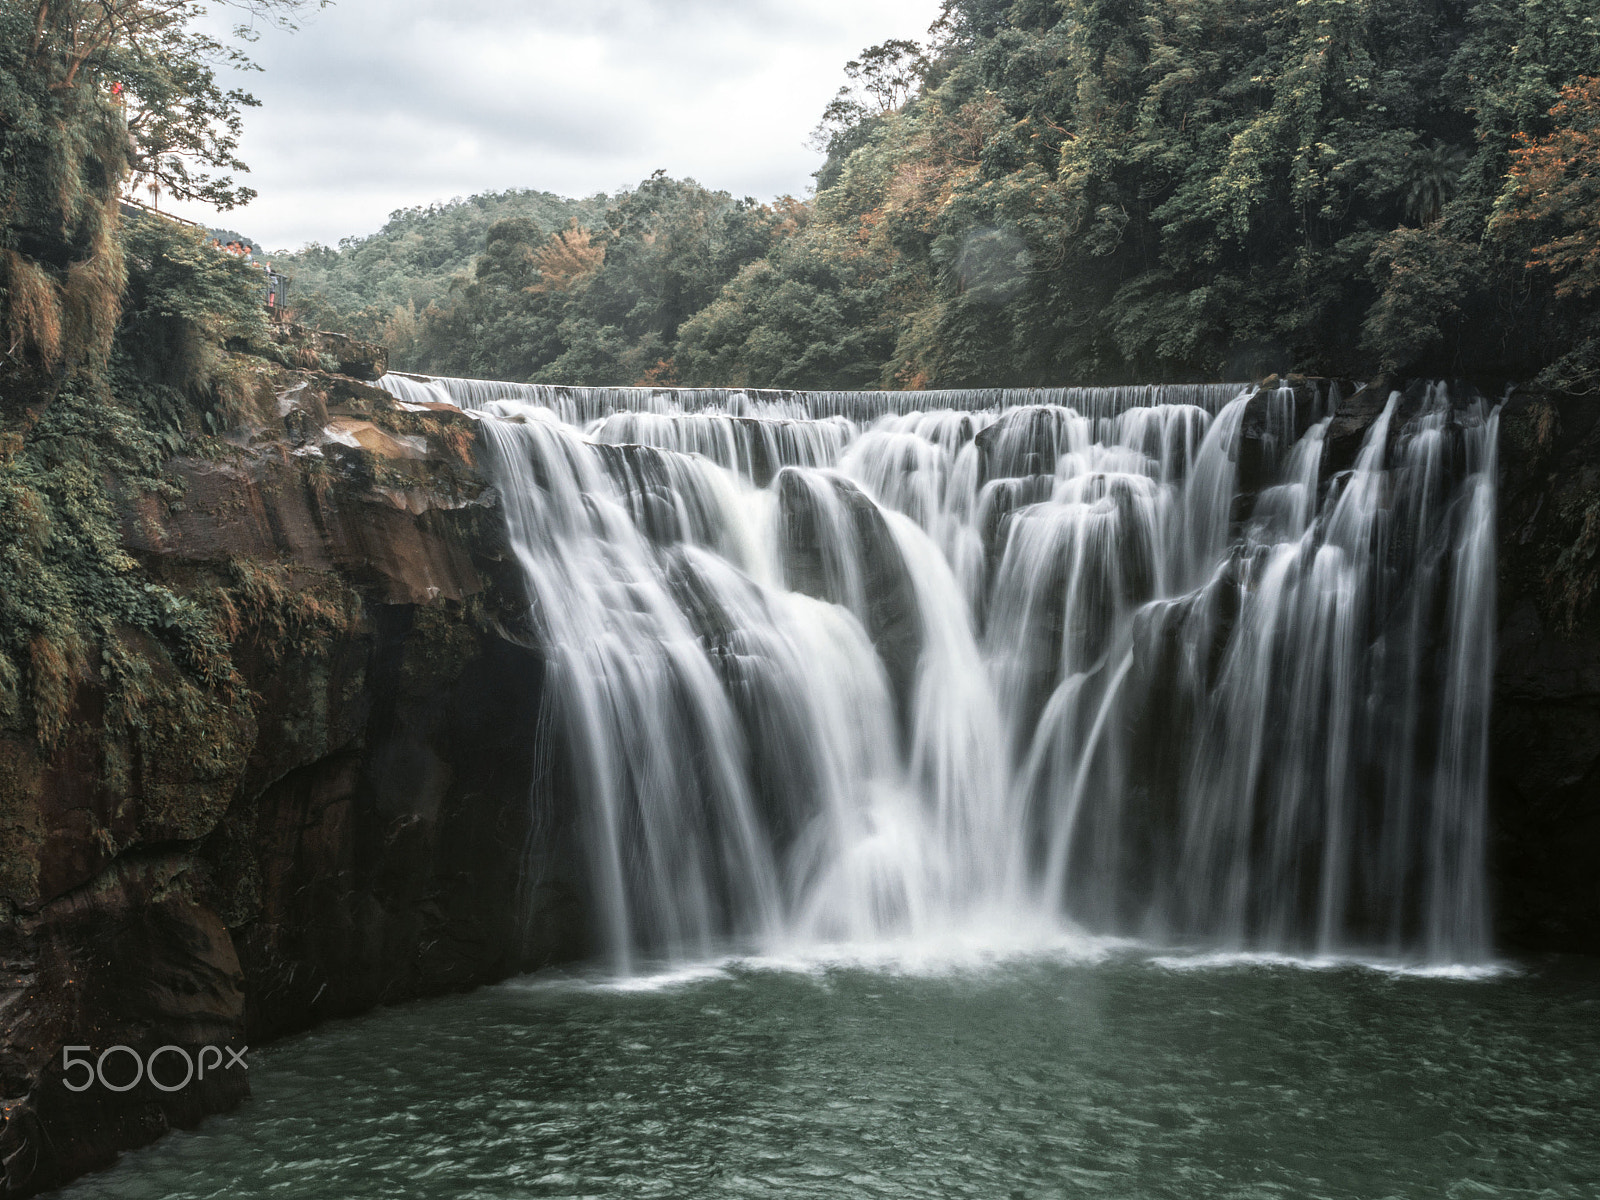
[531,220,606,294]
[637,357,678,386]
[1503,76,1600,299]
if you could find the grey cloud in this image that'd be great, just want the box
[176,0,940,247]
[337,0,823,38]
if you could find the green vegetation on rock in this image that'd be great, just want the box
[0,1,414,880]
[1,0,287,767]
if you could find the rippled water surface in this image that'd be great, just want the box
[62,948,1600,1199]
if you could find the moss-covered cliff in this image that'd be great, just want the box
[0,326,584,1197]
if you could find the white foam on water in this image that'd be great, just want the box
[508,924,1132,995]
[743,919,1130,979]
[1144,949,1516,981]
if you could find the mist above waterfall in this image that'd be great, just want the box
[379,375,1499,972]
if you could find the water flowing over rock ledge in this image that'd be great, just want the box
[392,373,1504,965]
[0,359,1595,1196]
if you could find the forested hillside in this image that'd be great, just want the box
[290,0,1600,391]
[275,188,611,346]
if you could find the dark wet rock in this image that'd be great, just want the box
[594,442,725,548]
[1490,391,1600,956]
[978,475,1054,560]
[226,614,583,1043]
[1322,375,1396,475]
[663,550,820,855]
[1236,376,1324,499]
[1092,580,1230,924]
[974,405,1077,483]
[266,324,388,381]
[732,417,779,487]
[775,470,922,739]
[0,358,579,1197]
[0,855,249,1196]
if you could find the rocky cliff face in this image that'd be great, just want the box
[1491,393,1600,956]
[0,337,584,1197]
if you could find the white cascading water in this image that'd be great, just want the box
[377,375,1499,970]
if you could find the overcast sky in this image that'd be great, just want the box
[157,0,942,252]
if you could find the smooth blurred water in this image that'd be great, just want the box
[62,948,1600,1199]
[380,375,1501,968]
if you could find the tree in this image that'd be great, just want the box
[532,220,605,294]
[846,39,931,114]
[1404,145,1471,228]
[1500,76,1600,299]
[1486,74,1600,392]
[2,0,325,373]
[811,39,931,189]
[16,1,326,208]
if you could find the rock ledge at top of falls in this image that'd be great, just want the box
[116,374,489,608]
[0,350,584,1199]
[264,323,389,382]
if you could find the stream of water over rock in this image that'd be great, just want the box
[375,376,1499,972]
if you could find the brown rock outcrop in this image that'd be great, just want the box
[0,354,581,1197]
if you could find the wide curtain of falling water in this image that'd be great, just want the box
[378,375,1499,969]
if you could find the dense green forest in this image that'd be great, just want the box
[284,0,1600,392]
[0,0,324,756]
[276,187,612,344]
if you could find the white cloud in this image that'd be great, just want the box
[160,0,942,251]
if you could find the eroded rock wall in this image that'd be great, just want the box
[0,345,582,1197]
[1491,393,1600,955]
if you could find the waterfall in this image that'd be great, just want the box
[379,374,1500,968]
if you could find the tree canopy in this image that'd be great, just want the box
[272,0,1600,393]
[299,173,806,384]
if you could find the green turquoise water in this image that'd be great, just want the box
[60,946,1600,1199]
